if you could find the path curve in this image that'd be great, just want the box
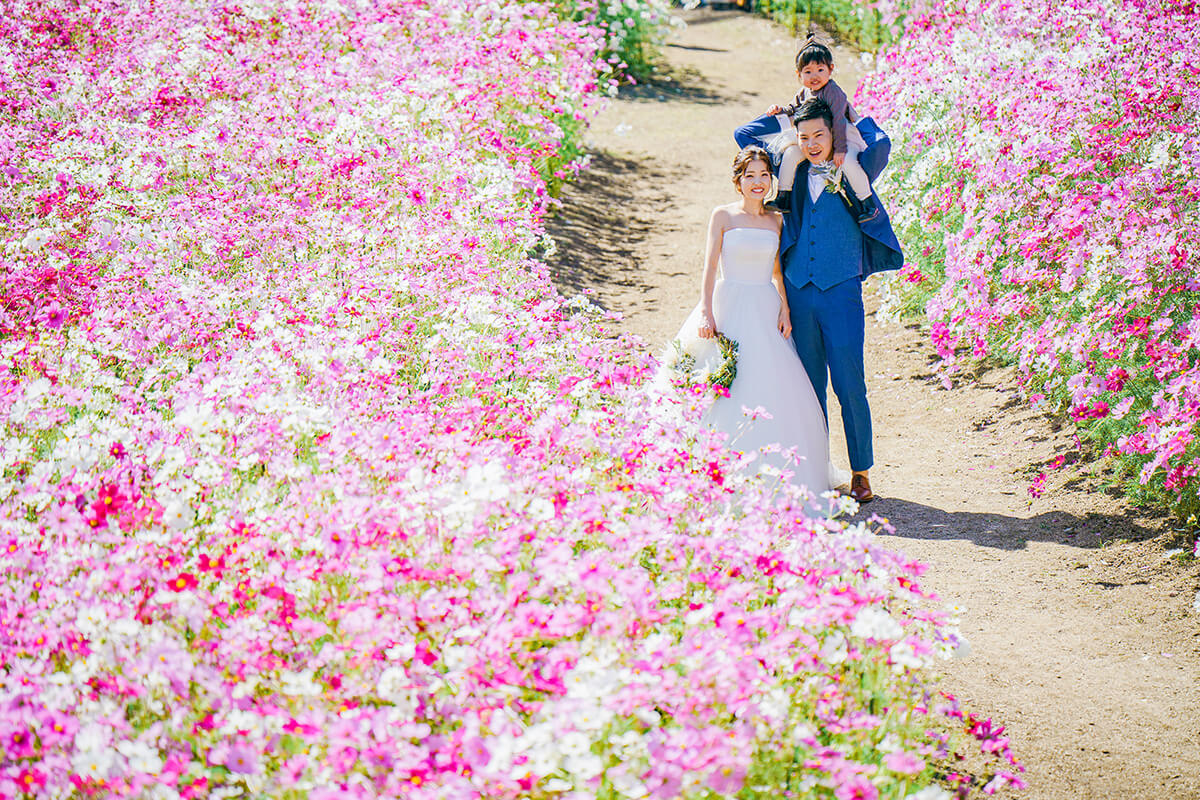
[546,10,1200,799]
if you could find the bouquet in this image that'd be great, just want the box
[668,331,739,392]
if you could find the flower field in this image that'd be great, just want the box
[1,0,1022,797]
[855,0,1200,518]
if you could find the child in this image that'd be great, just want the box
[767,40,878,222]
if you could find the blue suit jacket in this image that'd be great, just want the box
[734,114,903,279]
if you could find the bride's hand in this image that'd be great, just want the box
[698,310,717,339]
[778,307,792,338]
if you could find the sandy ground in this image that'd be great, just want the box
[544,9,1200,799]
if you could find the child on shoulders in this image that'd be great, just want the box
[767,39,878,223]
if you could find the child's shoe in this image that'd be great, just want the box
[766,189,792,213]
[855,194,879,224]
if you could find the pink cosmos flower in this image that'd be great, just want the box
[168,573,198,592]
[223,742,259,775]
[883,750,925,775]
[180,777,208,798]
[43,302,68,329]
[16,768,47,791]
[706,763,746,794]
[834,775,879,800]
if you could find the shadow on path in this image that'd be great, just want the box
[619,68,729,106]
[860,496,1162,551]
[544,150,678,306]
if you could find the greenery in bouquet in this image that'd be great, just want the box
[708,331,739,389]
[669,331,740,393]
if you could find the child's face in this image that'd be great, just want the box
[795,118,832,164]
[799,61,833,92]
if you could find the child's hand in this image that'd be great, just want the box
[833,152,846,168]
[766,104,784,115]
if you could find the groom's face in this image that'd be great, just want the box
[795,118,833,164]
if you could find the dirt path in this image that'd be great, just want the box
[546,10,1200,799]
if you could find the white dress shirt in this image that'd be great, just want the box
[807,167,827,204]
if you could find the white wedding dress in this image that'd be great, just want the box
[671,227,834,494]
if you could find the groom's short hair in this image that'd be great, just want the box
[792,98,834,132]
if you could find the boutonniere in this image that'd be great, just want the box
[823,177,845,195]
[811,163,848,199]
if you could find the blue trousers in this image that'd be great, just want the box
[785,277,874,472]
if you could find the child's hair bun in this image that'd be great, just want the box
[796,37,835,71]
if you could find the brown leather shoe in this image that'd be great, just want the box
[849,473,874,503]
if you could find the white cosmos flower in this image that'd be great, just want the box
[162,500,195,531]
[464,461,508,501]
[191,458,223,486]
[607,767,649,798]
[376,668,417,716]
[73,746,118,779]
[819,630,848,664]
[73,723,117,777]
[440,645,473,671]
[76,606,109,637]
[522,744,558,777]
[608,729,645,758]
[525,496,554,521]
[564,751,605,780]
[906,787,953,800]
[889,640,928,670]
[117,739,163,774]
[21,228,53,251]
[633,706,660,727]
[280,669,322,696]
[572,702,615,732]
[557,731,592,759]
[850,607,903,641]
[385,640,416,661]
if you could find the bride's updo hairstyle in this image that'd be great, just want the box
[731,146,772,191]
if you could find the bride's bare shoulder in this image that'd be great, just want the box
[708,203,736,228]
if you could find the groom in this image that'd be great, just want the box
[734,98,903,503]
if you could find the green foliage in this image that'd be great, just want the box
[755,0,893,50]
[546,0,679,81]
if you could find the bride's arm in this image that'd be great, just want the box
[772,252,792,337]
[697,208,724,339]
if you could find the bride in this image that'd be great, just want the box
[671,146,834,495]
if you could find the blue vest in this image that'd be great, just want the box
[783,184,864,291]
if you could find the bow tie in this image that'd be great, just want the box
[809,162,837,180]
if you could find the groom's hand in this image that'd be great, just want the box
[766,104,785,115]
